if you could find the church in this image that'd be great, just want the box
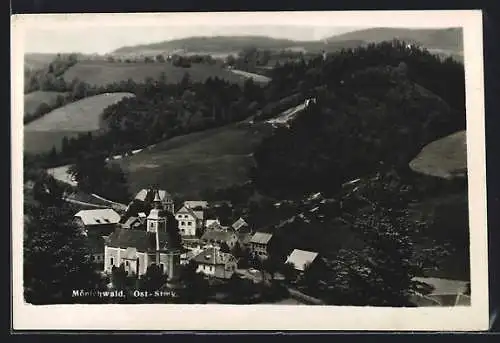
[103,190,182,280]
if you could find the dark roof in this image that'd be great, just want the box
[201,230,236,243]
[106,228,173,252]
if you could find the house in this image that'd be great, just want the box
[231,217,250,232]
[104,191,181,279]
[200,229,239,250]
[192,247,238,279]
[175,205,204,237]
[249,232,274,260]
[183,201,209,210]
[285,249,320,272]
[134,188,175,214]
[205,219,220,229]
[74,208,121,236]
[180,246,204,265]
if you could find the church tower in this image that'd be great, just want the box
[147,190,167,233]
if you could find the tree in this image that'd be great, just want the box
[262,256,280,281]
[111,264,129,290]
[227,274,255,303]
[32,173,68,208]
[140,264,167,291]
[324,172,446,306]
[24,201,104,304]
[178,260,210,303]
[156,54,165,63]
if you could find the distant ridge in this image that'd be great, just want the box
[111,28,463,57]
[324,27,463,53]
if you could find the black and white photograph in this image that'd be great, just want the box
[12,10,489,331]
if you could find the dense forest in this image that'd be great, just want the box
[251,40,465,199]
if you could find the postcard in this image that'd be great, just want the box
[11,10,489,331]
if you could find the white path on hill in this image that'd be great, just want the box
[265,98,315,126]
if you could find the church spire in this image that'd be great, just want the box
[153,189,162,209]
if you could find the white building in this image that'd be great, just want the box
[175,205,204,237]
[192,247,238,279]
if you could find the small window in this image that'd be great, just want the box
[126,261,129,267]
[187,221,192,226]
[110,258,114,266]
[181,221,185,226]
[91,256,95,261]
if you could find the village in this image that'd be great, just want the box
[73,187,327,304]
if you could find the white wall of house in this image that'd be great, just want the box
[176,213,198,236]
[197,263,216,276]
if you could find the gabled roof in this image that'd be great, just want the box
[201,230,236,243]
[75,209,121,226]
[135,189,173,203]
[192,247,235,266]
[105,228,172,252]
[206,219,220,228]
[122,216,142,229]
[250,232,273,245]
[184,201,209,209]
[232,217,248,231]
[286,249,319,271]
[176,205,203,220]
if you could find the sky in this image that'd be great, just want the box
[23,25,361,54]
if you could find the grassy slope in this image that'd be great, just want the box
[62,61,248,87]
[24,92,135,154]
[409,130,467,179]
[24,91,68,117]
[117,122,273,199]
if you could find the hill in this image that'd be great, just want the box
[24,91,68,118]
[326,27,463,55]
[113,35,367,56]
[409,130,467,179]
[111,28,462,59]
[24,92,135,154]
[62,60,249,87]
[116,121,273,199]
[113,36,305,55]
[24,53,59,71]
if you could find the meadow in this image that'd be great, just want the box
[62,61,249,87]
[409,130,467,179]
[24,91,68,117]
[24,92,135,154]
[117,122,273,199]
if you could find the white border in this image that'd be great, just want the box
[12,10,488,331]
